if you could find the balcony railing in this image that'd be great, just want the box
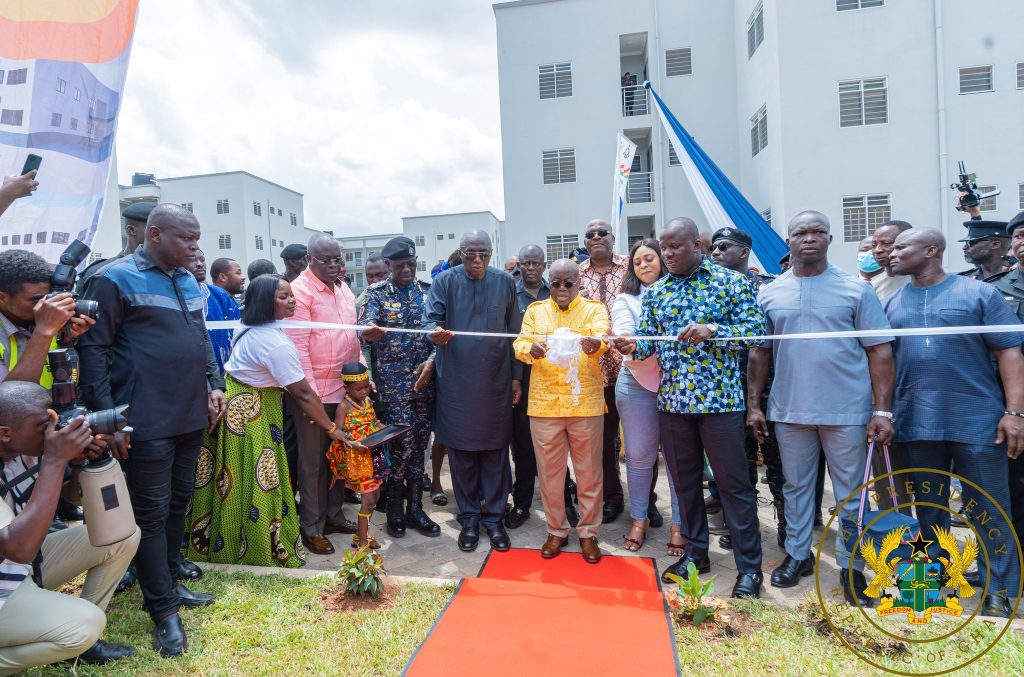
[627,172,653,203]
[621,85,648,116]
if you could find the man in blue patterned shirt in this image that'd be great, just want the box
[619,217,766,599]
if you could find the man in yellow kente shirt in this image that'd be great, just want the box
[513,259,608,564]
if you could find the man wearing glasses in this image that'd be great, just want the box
[287,234,361,555]
[424,231,519,553]
[577,220,629,524]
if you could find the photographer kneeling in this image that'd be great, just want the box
[0,381,140,672]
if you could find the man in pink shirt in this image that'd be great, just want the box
[287,234,363,555]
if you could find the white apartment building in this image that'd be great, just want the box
[337,232,401,292]
[110,170,310,271]
[402,211,505,283]
[494,0,1024,271]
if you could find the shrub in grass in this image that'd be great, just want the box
[665,562,723,627]
[339,548,387,597]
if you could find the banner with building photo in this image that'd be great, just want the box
[0,0,139,263]
[611,131,637,252]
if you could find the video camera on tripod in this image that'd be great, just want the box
[951,161,1000,211]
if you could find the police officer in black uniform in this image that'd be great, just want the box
[957,216,1011,282]
[988,209,1024,550]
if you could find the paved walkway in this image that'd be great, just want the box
[303,453,844,607]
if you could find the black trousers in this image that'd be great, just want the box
[123,429,204,622]
[281,397,299,494]
[1011,455,1024,553]
[660,411,762,574]
[602,385,623,507]
[448,448,512,530]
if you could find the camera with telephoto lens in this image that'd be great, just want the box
[951,161,1000,210]
[45,239,99,334]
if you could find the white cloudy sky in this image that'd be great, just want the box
[115,0,504,235]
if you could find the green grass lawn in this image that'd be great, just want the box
[22,572,1024,676]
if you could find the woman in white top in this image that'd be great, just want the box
[184,275,360,568]
[612,239,682,554]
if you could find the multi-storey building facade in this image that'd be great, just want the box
[494,0,1024,270]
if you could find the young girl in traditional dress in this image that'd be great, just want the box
[327,362,390,549]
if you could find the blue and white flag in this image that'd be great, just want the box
[646,82,788,274]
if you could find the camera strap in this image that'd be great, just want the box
[0,463,40,499]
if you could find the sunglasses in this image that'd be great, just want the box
[460,249,492,260]
[550,280,575,289]
[711,242,735,252]
[584,229,610,240]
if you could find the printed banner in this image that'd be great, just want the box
[611,131,637,253]
[0,0,139,263]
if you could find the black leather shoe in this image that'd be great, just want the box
[488,525,511,551]
[704,495,722,514]
[57,501,85,522]
[385,480,406,538]
[982,594,1013,618]
[76,639,135,665]
[566,501,580,528]
[718,535,733,549]
[115,565,136,594]
[504,507,530,529]
[420,473,432,492]
[732,571,763,599]
[176,583,214,608]
[176,558,203,582]
[770,555,814,588]
[458,525,480,552]
[840,568,873,607]
[661,554,711,584]
[49,516,68,533]
[813,512,824,528]
[647,503,664,528]
[153,614,187,657]
[602,502,623,524]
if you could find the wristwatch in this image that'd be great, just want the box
[872,411,894,421]
[707,323,719,337]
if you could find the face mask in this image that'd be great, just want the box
[857,251,882,274]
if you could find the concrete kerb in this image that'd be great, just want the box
[199,561,456,588]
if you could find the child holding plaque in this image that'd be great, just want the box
[326,362,391,549]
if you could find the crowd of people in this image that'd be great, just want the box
[1,165,1024,671]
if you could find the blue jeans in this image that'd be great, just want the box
[615,369,680,526]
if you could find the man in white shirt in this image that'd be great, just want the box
[0,381,139,673]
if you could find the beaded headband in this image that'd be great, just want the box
[341,372,369,383]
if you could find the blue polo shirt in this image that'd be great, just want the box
[884,274,1023,445]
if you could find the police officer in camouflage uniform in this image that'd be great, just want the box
[987,210,1024,552]
[709,227,786,549]
[359,236,440,539]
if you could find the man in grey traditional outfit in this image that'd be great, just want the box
[424,230,519,553]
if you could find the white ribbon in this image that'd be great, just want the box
[205,319,1024,343]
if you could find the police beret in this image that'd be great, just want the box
[280,244,307,260]
[958,219,1009,242]
[382,236,416,260]
[1007,211,1024,236]
[711,227,753,248]
[122,202,155,223]
[778,252,791,265]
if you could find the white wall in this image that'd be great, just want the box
[495,0,1024,274]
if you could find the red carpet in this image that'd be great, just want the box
[404,548,680,676]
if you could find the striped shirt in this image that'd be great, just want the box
[0,457,35,608]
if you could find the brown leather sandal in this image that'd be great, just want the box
[622,520,647,552]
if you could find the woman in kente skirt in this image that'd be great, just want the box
[327,362,390,550]
[185,275,365,567]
